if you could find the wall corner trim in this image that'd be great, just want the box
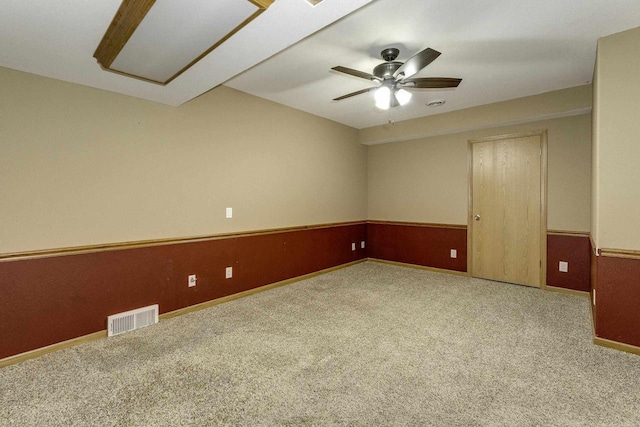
[599,248,640,260]
[594,336,640,356]
[0,331,107,369]
[545,285,589,298]
[367,258,469,277]
[367,220,467,229]
[0,221,368,262]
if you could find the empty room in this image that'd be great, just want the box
[2,0,640,425]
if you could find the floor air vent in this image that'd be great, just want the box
[107,304,159,337]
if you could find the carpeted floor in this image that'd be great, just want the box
[1,261,640,426]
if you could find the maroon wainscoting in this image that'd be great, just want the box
[0,223,366,360]
[590,239,597,327]
[595,255,640,347]
[367,222,467,272]
[546,233,591,292]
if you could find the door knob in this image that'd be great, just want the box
[474,214,481,221]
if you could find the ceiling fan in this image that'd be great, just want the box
[332,47,461,109]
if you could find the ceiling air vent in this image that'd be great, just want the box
[107,304,159,337]
[427,99,446,107]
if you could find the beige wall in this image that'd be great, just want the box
[592,26,640,251]
[368,114,592,232]
[359,85,592,145]
[1,64,599,254]
[0,67,367,254]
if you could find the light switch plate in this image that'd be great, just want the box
[225,266,233,279]
[450,249,457,258]
[225,207,233,219]
[559,261,568,272]
[188,274,197,287]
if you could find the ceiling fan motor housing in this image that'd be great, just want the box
[373,48,403,79]
[373,61,402,79]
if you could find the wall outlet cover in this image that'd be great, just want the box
[225,207,233,219]
[361,241,365,249]
[351,243,356,251]
[188,274,197,287]
[559,261,568,273]
[225,266,233,279]
[450,249,457,258]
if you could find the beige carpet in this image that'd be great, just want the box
[1,261,640,426]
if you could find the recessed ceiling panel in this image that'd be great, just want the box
[95,0,271,85]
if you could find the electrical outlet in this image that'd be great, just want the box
[225,207,233,219]
[225,266,233,279]
[351,242,356,251]
[559,261,568,273]
[361,241,365,249]
[450,249,457,258]
[188,274,197,287]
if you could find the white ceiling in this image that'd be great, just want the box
[1,0,639,129]
[0,0,372,105]
[227,0,640,128]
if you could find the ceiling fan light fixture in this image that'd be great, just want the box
[395,88,412,106]
[332,47,461,109]
[375,86,391,110]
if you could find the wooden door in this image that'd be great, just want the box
[469,132,546,288]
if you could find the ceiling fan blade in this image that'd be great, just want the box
[333,87,376,101]
[402,77,462,89]
[394,48,441,79]
[332,66,379,81]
